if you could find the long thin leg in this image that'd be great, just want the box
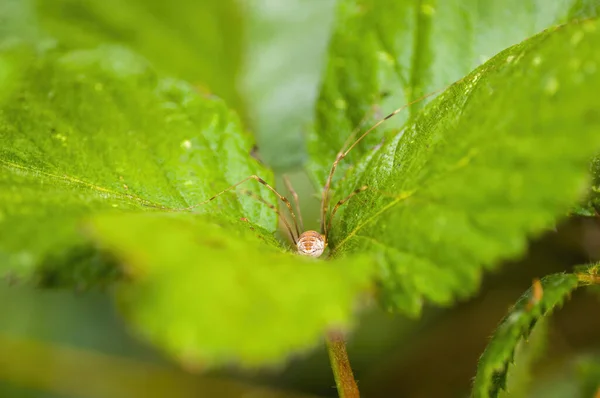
[180,174,301,239]
[320,86,450,238]
[238,189,297,244]
[325,185,368,244]
[320,108,375,235]
[283,175,304,233]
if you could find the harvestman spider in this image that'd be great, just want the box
[183,88,449,257]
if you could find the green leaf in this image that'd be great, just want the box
[0,42,276,281]
[498,318,548,398]
[324,20,600,315]
[2,0,244,114]
[308,0,599,187]
[90,213,372,367]
[0,43,373,367]
[472,273,580,398]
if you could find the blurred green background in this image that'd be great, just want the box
[1,0,600,397]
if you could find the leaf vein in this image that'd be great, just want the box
[0,158,169,209]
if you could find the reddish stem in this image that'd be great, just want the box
[326,330,359,398]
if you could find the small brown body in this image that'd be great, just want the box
[297,230,326,257]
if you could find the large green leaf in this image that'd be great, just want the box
[308,0,600,186]
[0,43,275,282]
[324,20,600,315]
[0,43,373,366]
[472,264,599,398]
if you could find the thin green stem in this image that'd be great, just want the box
[326,330,359,398]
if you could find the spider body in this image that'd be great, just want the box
[297,230,326,257]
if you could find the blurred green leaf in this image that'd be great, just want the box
[91,213,371,367]
[472,273,580,398]
[1,0,244,114]
[242,0,337,170]
[323,20,600,315]
[308,0,599,187]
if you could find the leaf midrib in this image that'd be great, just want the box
[0,157,170,210]
[331,189,415,255]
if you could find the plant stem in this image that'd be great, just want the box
[577,272,600,285]
[326,330,359,398]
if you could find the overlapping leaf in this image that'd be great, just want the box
[325,20,600,315]
[92,213,372,367]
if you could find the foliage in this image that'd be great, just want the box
[92,213,372,367]
[0,0,599,380]
[0,43,273,280]
[322,19,600,315]
[307,0,600,186]
[472,274,578,397]
[472,264,599,398]
[497,318,549,398]
[0,42,372,366]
